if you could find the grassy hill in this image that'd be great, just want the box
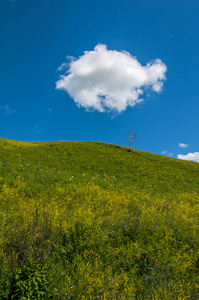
[0,138,199,299]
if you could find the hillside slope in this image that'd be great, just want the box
[0,138,199,299]
[0,138,198,197]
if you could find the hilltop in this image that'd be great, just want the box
[0,138,198,197]
[0,138,199,299]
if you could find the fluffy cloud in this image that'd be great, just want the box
[178,152,199,162]
[178,143,188,148]
[56,44,167,113]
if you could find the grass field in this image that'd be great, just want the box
[0,138,199,299]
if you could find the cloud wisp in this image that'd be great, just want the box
[0,105,15,116]
[161,150,173,157]
[33,125,45,134]
[178,152,199,162]
[178,143,188,148]
[56,44,167,113]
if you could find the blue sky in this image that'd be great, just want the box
[1,0,199,161]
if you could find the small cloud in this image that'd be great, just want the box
[177,152,199,162]
[33,125,39,131]
[57,63,68,71]
[0,105,15,116]
[56,44,167,113]
[178,143,188,148]
[33,125,45,134]
[161,151,173,157]
[48,108,52,112]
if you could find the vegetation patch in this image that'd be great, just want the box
[0,138,199,299]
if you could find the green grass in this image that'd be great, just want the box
[0,138,199,299]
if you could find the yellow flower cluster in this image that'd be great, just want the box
[1,176,199,298]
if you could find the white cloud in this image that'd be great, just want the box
[161,151,173,157]
[0,105,15,116]
[178,152,199,162]
[56,44,167,113]
[178,143,188,148]
[57,63,68,71]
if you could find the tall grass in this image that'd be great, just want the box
[0,139,199,299]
